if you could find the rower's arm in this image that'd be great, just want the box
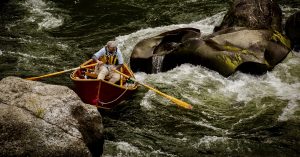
[115,64,123,70]
[92,47,106,62]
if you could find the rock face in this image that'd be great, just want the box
[130,27,201,73]
[214,0,283,32]
[0,77,104,157]
[130,0,291,76]
[285,11,300,52]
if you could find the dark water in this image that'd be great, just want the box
[1,0,300,156]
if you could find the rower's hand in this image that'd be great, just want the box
[110,66,116,71]
[97,60,103,65]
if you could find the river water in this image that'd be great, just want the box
[1,0,300,156]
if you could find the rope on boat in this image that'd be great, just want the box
[97,86,129,105]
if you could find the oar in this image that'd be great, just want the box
[26,63,98,81]
[113,69,193,110]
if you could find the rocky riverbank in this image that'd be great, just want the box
[0,77,104,157]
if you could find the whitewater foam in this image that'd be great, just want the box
[6,51,56,59]
[21,0,64,30]
[193,135,231,149]
[194,121,222,131]
[115,141,141,155]
[232,108,267,128]
[219,74,268,103]
[149,150,176,157]
[140,91,156,110]
[278,100,299,121]
[217,65,300,104]
[281,5,300,19]
[56,43,70,51]
[266,72,300,101]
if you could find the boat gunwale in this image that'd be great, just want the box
[70,60,138,90]
[70,72,138,90]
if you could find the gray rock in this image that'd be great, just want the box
[130,27,201,73]
[285,11,300,52]
[129,0,291,76]
[130,27,291,76]
[214,0,282,32]
[0,77,104,157]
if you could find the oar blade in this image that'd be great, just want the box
[141,83,193,110]
[168,96,193,109]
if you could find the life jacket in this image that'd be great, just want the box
[100,47,119,65]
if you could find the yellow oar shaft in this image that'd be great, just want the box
[26,68,76,80]
[113,70,193,110]
[26,63,97,81]
[140,83,192,109]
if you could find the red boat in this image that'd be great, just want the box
[70,59,138,109]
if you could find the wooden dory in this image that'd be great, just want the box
[70,59,138,109]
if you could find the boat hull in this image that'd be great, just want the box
[71,60,137,109]
[73,79,136,109]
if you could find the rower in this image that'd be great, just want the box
[92,41,124,83]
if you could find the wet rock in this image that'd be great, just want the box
[130,0,291,77]
[214,0,282,32]
[130,27,290,76]
[285,11,300,52]
[130,27,201,73]
[0,77,104,157]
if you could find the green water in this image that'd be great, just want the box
[1,0,300,156]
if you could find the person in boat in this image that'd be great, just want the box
[92,40,124,83]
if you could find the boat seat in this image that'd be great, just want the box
[85,72,97,78]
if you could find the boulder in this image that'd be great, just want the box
[130,27,291,76]
[130,27,201,73]
[163,28,291,76]
[214,0,283,32]
[285,11,300,52]
[130,0,291,76]
[0,77,104,157]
